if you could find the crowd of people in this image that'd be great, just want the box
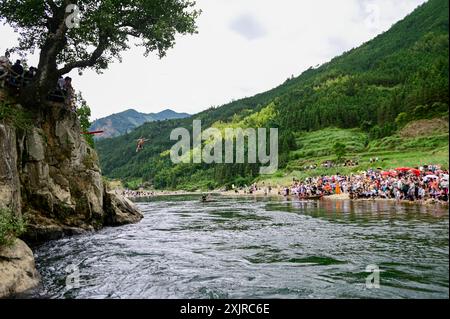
[115,164,449,204]
[0,50,75,110]
[303,159,359,171]
[279,164,448,203]
[119,189,155,198]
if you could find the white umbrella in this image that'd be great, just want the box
[425,175,439,179]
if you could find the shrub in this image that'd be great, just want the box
[0,102,32,130]
[0,209,27,247]
[333,142,347,161]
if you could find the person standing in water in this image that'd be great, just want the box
[136,137,149,152]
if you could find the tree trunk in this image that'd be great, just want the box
[18,2,68,109]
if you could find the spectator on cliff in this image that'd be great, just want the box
[57,76,65,91]
[8,60,24,87]
[63,76,74,108]
[23,66,37,86]
[0,51,11,79]
[63,76,73,91]
[11,60,24,77]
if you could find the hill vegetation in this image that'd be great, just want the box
[97,0,449,190]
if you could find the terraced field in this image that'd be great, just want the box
[258,119,449,186]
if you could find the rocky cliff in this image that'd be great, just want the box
[0,239,40,297]
[0,90,143,297]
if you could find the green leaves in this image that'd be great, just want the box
[333,142,346,162]
[0,102,32,131]
[75,93,95,148]
[0,209,27,248]
[0,0,201,75]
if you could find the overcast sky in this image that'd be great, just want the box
[0,0,426,119]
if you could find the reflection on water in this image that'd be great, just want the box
[30,196,449,299]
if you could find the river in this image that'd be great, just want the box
[29,195,449,299]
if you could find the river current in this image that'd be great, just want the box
[30,196,449,299]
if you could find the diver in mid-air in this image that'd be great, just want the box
[136,137,149,152]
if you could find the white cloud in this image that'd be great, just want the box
[0,0,427,119]
[229,13,268,40]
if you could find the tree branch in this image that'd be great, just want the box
[57,35,108,75]
[46,0,58,16]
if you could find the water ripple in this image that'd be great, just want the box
[30,196,449,299]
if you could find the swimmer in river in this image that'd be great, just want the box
[201,194,212,202]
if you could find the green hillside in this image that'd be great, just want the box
[96,0,449,190]
[259,118,448,186]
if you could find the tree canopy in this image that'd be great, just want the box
[0,0,200,103]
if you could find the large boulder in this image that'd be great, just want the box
[104,190,143,226]
[0,239,40,298]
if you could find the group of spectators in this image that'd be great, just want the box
[304,160,359,171]
[0,52,36,88]
[0,51,75,111]
[120,189,155,198]
[283,165,449,203]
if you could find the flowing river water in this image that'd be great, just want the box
[29,195,449,299]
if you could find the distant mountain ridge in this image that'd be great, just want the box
[90,109,190,139]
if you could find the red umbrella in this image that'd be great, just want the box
[389,170,398,176]
[409,169,421,176]
[396,167,412,172]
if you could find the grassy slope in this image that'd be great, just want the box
[258,117,449,186]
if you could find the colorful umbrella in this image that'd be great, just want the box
[395,167,412,172]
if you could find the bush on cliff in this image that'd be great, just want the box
[0,102,32,131]
[0,209,27,247]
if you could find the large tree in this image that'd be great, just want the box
[0,0,200,105]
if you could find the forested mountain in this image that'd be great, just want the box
[90,109,190,139]
[96,0,449,190]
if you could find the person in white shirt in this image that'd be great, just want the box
[0,51,11,81]
[57,76,66,90]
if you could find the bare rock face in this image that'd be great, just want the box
[7,104,144,243]
[0,123,21,214]
[1,97,143,297]
[0,239,40,298]
[104,190,143,226]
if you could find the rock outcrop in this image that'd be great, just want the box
[0,91,143,297]
[0,123,21,215]
[2,103,143,242]
[0,239,40,298]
